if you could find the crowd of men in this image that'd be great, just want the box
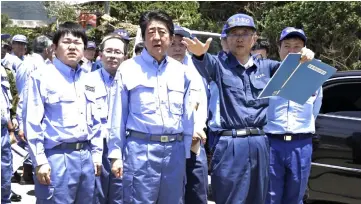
[1,9,321,204]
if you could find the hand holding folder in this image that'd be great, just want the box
[258,53,337,105]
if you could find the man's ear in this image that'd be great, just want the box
[51,44,56,51]
[169,34,174,44]
[251,34,259,48]
[278,42,282,57]
[98,51,102,59]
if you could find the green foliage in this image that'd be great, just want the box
[1,26,53,52]
[261,1,361,70]
[109,2,201,29]
[1,14,10,28]
[7,1,359,70]
[43,1,78,23]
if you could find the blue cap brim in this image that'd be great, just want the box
[1,34,11,40]
[225,25,256,34]
[175,30,191,38]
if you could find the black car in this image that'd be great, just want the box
[307,70,361,203]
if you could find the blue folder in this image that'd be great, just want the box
[258,53,337,104]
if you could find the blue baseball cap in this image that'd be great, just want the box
[11,34,28,44]
[87,41,96,49]
[224,13,256,34]
[113,29,130,41]
[174,25,191,38]
[280,27,307,43]
[1,34,11,40]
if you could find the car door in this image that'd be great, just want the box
[308,76,361,203]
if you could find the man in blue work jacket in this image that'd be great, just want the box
[108,10,195,204]
[81,41,97,73]
[167,25,209,204]
[183,14,315,204]
[24,22,103,203]
[1,54,18,204]
[207,24,229,152]
[220,24,229,55]
[17,35,53,133]
[11,34,28,62]
[88,33,128,204]
[16,35,54,184]
[265,27,322,204]
[1,34,23,75]
[14,35,53,185]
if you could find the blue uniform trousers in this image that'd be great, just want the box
[266,136,313,204]
[211,135,270,204]
[185,144,208,204]
[122,136,186,204]
[94,139,123,204]
[34,144,95,204]
[1,125,12,204]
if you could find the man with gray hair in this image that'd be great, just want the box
[15,35,54,184]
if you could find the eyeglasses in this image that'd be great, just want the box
[227,33,255,39]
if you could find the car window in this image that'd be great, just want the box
[320,81,361,118]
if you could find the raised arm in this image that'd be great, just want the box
[183,37,219,82]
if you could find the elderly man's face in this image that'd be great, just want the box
[226,27,257,57]
[12,41,26,58]
[100,38,126,74]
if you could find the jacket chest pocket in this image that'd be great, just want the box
[250,75,269,107]
[84,91,98,126]
[167,81,184,115]
[95,89,109,123]
[46,93,78,127]
[129,82,157,114]
[222,75,245,101]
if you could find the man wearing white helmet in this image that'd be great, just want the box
[1,34,23,75]
[11,34,28,61]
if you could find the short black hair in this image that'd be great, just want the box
[252,38,270,54]
[139,10,174,40]
[53,21,88,47]
[99,33,129,56]
[134,42,145,55]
